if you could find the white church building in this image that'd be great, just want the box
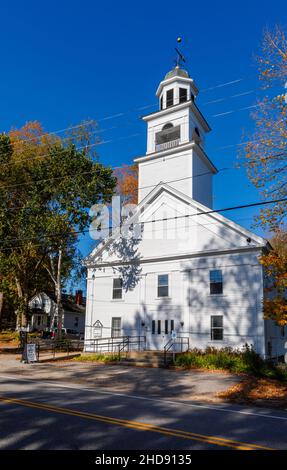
[84,64,286,359]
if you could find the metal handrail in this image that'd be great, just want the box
[163,336,190,365]
[118,335,146,360]
[84,335,146,355]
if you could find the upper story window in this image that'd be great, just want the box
[160,96,163,110]
[210,270,223,295]
[112,278,123,299]
[179,87,187,103]
[158,274,169,297]
[166,89,174,108]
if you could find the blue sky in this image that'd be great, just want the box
[1,0,286,274]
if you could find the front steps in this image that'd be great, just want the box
[118,350,174,368]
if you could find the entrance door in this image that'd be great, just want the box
[147,318,175,350]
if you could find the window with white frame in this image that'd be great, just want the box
[211,316,223,341]
[112,278,123,299]
[111,317,121,337]
[210,270,223,295]
[158,274,169,297]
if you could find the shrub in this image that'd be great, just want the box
[175,345,287,381]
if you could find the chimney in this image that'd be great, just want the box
[75,290,83,306]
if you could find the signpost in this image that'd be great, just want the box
[23,343,37,363]
[171,330,177,363]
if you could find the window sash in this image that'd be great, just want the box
[210,270,223,295]
[111,317,121,337]
[210,270,223,283]
[210,282,223,295]
[112,278,123,299]
[158,274,169,297]
[211,316,223,341]
[158,286,168,297]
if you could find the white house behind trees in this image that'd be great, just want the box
[29,291,86,334]
[84,64,286,359]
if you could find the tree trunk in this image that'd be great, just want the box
[15,277,25,329]
[0,293,3,331]
[56,247,63,340]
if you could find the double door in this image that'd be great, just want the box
[147,318,175,350]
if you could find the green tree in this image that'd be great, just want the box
[0,122,116,329]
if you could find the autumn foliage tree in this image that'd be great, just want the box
[114,164,138,205]
[242,26,287,229]
[261,229,287,326]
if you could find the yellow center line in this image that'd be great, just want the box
[0,396,274,451]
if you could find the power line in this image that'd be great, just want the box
[0,132,142,168]
[0,98,270,170]
[210,104,260,118]
[2,74,255,144]
[1,196,286,250]
[0,168,231,214]
[0,165,228,192]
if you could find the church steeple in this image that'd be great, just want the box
[134,56,217,208]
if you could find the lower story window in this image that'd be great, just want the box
[111,317,121,337]
[211,316,223,341]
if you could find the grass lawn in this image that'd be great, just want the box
[73,353,119,363]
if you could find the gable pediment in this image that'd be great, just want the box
[85,183,267,266]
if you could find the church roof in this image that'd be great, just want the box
[84,182,268,267]
[164,65,189,80]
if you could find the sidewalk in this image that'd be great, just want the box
[0,354,241,403]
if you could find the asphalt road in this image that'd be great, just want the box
[0,374,286,450]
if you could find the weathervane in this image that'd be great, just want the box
[175,37,186,67]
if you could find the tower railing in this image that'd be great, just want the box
[155,138,180,152]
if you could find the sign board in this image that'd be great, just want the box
[171,330,177,340]
[93,320,103,338]
[24,343,37,363]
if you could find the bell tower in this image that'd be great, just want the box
[134,61,217,208]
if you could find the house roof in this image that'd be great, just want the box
[29,291,86,314]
